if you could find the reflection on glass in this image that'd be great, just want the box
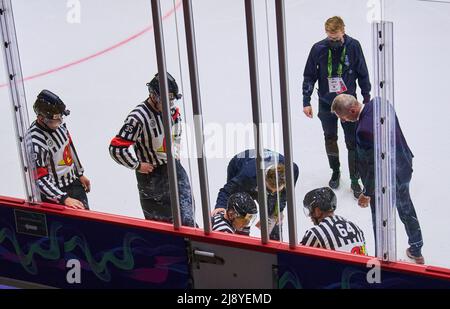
[383,0,450,267]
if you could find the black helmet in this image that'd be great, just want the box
[33,90,70,119]
[227,192,257,216]
[303,187,337,214]
[146,72,182,100]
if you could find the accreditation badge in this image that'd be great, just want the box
[328,77,347,94]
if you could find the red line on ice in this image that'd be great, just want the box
[0,1,182,89]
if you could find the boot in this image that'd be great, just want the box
[329,170,340,189]
[351,179,363,199]
[325,136,340,173]
[406,248,425,265]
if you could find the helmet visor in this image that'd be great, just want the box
[151,92,176,106]
[303,205,313,217]
[45,113,64,121]
[233,213,257,229]
[43,115,63,129]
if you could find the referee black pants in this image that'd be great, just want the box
[41,178,89,210]
[136,160,195,227]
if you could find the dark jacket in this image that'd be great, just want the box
[215,149,299,216]
[356,99,414,196]
[302,34,371,107]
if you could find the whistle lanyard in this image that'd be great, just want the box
[328,46,347,78]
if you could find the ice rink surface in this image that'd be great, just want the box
[1,0,449,268]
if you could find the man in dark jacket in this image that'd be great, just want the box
[213,149,299,241]
[302,16,371,197]
[331,93,424,264]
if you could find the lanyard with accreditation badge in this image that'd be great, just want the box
[327,46,348,94]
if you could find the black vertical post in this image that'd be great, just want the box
[275,0,297,247]
[182,0,212,234]
[244,0,269,243]
[150,0,181,229]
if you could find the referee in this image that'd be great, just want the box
[301,187,367,255]
[28,90,90,210]
[109,72,195,226]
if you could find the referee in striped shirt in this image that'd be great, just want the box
[109,73,195,226]
[301,187,367,255]
[28,90,90,210]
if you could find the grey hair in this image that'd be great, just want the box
[331,94,358,116]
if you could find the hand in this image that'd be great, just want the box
[255,212,284,230]
[64,197,85,209]
[211,208,226,216]
[303,106,313,118]
[363,95,371,104]
[358,194,370,208]
[79,175,91,193]
[138,162,155,174]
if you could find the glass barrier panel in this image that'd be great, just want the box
[384,0,450,268]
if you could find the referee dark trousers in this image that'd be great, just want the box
[136,160,195,227]
[41,178,89,210]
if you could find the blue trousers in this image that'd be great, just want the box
[136,160,195,227]
[369,172,423,255]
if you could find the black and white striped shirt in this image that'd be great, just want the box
[212,212,235,234]
[109,100,182,169]
[27,121,84,204]
[300,215,367,255]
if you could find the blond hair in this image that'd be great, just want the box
[325,16,345,33]
[331,94,358,116]
[266,164,286,190]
